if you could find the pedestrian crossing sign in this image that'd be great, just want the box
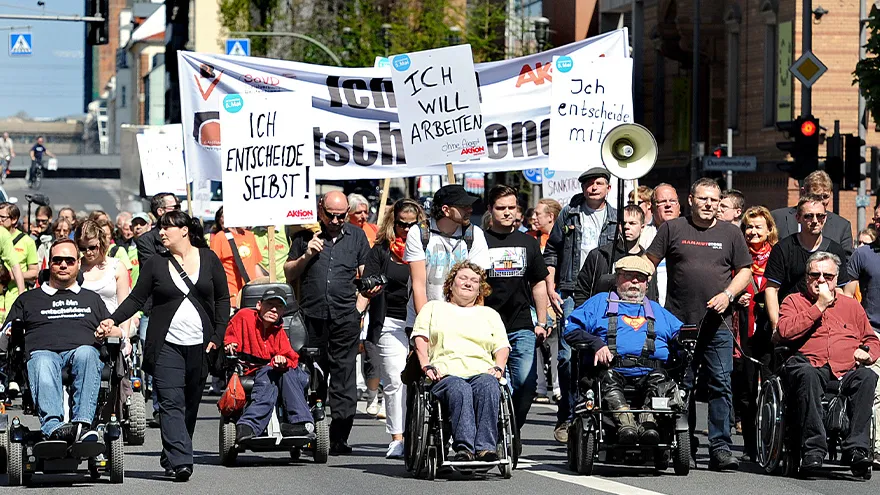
[9,33,32,57]
[226,39,250,57]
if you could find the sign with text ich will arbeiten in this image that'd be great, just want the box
[549,55,634,172]
[390,44,488,167]
[220,92,317,227]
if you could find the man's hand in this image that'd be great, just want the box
[594,346,613,366]
[535,325,549,343]
[737,293,751,307]
[361,285,383,298]
[205,342,218,353]
[488,366,503,380]
[273,355,288,367]
[549,292,564,316]
[100,318,115,333]
[305,232,324,258]
[224,342,238,355]
[855,347,874,365]
[816,283,835,311]
[707,292,731,313]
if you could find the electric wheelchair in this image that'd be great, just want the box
[0,320,126,485]
[565,324,698,476]
[217,283,330,466]
[756,346,875,480]
[404,375,519,480]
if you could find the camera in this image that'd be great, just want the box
[356,274,388,292]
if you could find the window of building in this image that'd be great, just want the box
[761,0,778,127]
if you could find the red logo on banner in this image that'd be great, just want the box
[515,62,552,88]
[286,209,315,218]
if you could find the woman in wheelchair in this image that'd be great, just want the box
[412,261,510,463]
[224,288,313,442]
[563,256,683,445]
[776,251,880,476]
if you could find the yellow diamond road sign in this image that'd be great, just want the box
[790,51,827,88]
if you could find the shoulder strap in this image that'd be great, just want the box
[463,224,474,252]
[640,317,656,359]
[168,254,210,317]
[420,220,431,251]
[224,230,250,284]
[108,245,120,259]
[12,232,25,245]
[605,293,619,356]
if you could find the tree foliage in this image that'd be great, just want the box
[854,5,880,129]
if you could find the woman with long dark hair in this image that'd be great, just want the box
[100,210,230,481]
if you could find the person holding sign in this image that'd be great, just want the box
[209,206,264,308]
[284,191,372,455]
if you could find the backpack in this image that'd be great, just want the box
[419,220,474,252]
[108,244,120,259]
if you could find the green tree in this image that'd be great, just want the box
[854,5,880,129]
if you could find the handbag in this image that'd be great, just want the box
[824,393,850,438]
[217,374,247,417]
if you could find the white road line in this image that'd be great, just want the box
[523,462,668,495]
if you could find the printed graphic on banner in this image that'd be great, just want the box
[389,44,488,167]
[135,124,188,196]
[220,92,316,227]
[549,56,634,172]
[177,29,630,182]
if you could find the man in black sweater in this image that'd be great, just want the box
[6,239,115,443]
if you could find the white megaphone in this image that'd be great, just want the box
[600,123,658,180]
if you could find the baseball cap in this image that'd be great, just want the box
[578,166,612,183]
[434,184,478,207]
[131,212,151,225]
[614,255,655,276]
[260,287,288,307]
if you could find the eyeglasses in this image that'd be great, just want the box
[654,199,679,207]
[395,220,418,229]
[801,213,827,222]
[322,207,348,222]
[807,271,837,280]
[50,256,77,266]
[79,244,100,252]
[35,218,49,225]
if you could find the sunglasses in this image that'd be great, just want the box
[807,271,837,280]
[801,213,827,222]
[50,256,77,266]
[35,218,49,224]
[322,207,348,222]
[395,220,418,229]
[79,244,100,252]
[164,204,181,211]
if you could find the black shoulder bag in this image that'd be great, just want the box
[168,254,224,373]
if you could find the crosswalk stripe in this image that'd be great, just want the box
[524,465,668,495]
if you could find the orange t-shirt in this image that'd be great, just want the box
[360,223,379,248]
[210,228,263,304]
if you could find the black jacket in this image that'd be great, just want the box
[771,207,853,256]
[110,248,230,375]
[133,225,166,314]
[362,241,410,343]
[573,242,659,308]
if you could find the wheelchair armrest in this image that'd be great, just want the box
[572,343,593,352]
[301,347,320,359]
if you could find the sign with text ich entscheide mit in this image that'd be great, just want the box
[549,56,634,172]
[390,44,488,167]
[221,92,316,227]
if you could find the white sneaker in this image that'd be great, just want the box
[366,396,380,416]
[386,440,405,459]
[376,403,386,419]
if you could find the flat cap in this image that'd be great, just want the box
[578,166,611,183]
[614,255,655,276]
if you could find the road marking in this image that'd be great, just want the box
[524,462,668,495]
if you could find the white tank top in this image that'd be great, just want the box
[82,257,121,314]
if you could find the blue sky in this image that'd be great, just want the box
[0,0,85,119]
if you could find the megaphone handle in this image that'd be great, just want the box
[611,178,626,275]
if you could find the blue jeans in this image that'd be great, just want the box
[137,315,159,413]
[556,294,575,425]
[28,346,103,436]
[432,374,501,453]
[238,365,312,435]
[684,320,734,454]
[506,329,537,430]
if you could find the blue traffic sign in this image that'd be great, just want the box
[9,33,32,57]
[522,168,555,184]
[226,38,250,57]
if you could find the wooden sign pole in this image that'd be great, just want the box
[376,178,392,227]
[267,225,277,283]
[446,163,456,184]
[185,182,194,218]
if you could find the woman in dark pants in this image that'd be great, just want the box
[101,210,230,481]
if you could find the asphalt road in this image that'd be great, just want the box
[2,390,879,495]
[1,178,123,218]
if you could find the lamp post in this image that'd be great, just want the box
[341,26,355,65]
[448,25,462,46]
[533,16,550,52]
[381,23,392,57]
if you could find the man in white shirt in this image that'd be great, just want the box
[0,132,14,182]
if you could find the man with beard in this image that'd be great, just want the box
[564,255,683,444]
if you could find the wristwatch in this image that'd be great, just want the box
[493,365,504,374]
[723,289,734,303]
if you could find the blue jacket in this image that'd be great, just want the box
[564,292,683,376]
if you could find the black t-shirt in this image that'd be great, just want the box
[384,258,409,321]
[6,284,110,355]
[31,144,45,161]
[484,229,549,332]
[647,216,752,326]
[764,234,850,302]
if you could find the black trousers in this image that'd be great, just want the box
[305,311,361,443]
[783,355,878,456]
[153,342,204,469]
[600,368,672,421]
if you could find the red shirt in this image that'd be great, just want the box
[224,308,299,371]
[777,292,880,377]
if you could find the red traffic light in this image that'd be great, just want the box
[713,147,723,158]
[801,120,818,137]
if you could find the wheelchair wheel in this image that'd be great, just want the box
[126,392,147,446]
[498,386,518,471]
[6,440,25,486]
[289,447,301,461]
[575,418,595,475]
[313,417,330,464]
[672,431,690,476]
[654,448,670,472]
[219,419,238,467]
[425,446,438,481]
[566,422,578,472]
[88,457,102,480]
[404,385,429,476]
[756,377,785,474]
[108,435,124,483]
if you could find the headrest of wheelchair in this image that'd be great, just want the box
[239,283,298,312]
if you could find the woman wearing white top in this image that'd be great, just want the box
[76,220,132,337]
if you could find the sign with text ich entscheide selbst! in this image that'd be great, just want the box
[549,56,634,171]
[390,44,488,167]
[221,92,317,227]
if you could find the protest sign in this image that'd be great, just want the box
[542,169,634,208]
[177,29,630,183]
[549,56,634,172]
[220,92,316,227]
[135,124,188,196]
[390,44,487,167]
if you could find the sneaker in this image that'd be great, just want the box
[476,450,499,462]
[800,452,824,471]
[451,449,474,462]
[708,449,740,471]
[534,396,550,404]
[376,403,387,419]
[872,451,880,468]
[554,422,570,444]
[235,423,255,443]
[281,422,313,437]
[77,423,102,444]
[386,440,405,459]
[366,396,380,416]
[850,448,872,477]
[49,423,77,442]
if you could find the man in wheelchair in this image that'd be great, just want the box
[223,287,313,443]
[563,256,682,445]
[4,239,116,444]
[776,251,880,475]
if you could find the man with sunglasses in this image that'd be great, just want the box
[765,193,850,335]
[772,170,854,256]
[285,190,370,455]
[777,251,879,476]
[4,239,119,444]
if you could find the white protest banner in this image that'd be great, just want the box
[389,44,487,166]
[542,169,634,209]
[220,92,316,227]
[549,55,634,172]
[135,124,188,196]
[178,29,630,183]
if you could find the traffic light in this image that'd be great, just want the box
[844,133,866,190]
[86,0,109,46]
[776,116,820,180]
[712,145,727,158]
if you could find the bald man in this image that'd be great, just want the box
[284,191,371,454]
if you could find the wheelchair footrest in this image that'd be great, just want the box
[445,459,509,468]
[240,435,315,451]
[32,440,70,459]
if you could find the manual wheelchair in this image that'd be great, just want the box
[404,375,519,480]
[565,324,698,476]
[0,320,126,485]
[217,283,330,466]
[756,347,875,480]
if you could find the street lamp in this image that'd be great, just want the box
[533,17,550,51]
[448,25,461,46]
[381,23,392,56]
